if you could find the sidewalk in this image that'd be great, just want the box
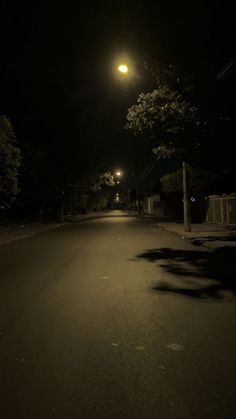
[0,220,66,246]
[0,212,110,246]
[156,221,236,250]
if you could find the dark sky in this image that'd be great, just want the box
[0,0,235,176]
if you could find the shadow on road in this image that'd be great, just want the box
[135,246,236,299]
[191,235,236,246]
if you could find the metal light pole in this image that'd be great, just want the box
[116,59,191,227]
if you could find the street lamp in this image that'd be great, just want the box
[115,58,191,229]
[116,57,141,81]
[118,64,128,74]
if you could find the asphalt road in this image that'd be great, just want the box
[0,212,235,419]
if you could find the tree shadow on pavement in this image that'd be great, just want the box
[135,246,236,299]
[191,235,236,246]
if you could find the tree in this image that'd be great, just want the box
[125,85,201,231]
[60,170,115,218]
[88,171,115,192]
[144,61,197,100]
[16,144,51,217]
[84,171,115,212]
[160,166,217,195]
[0,116,21,209]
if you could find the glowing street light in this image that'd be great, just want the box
[115,57,191,230]
[116,171,122,177]
[118,64,128,74]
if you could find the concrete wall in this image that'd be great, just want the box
[143,194,165,217]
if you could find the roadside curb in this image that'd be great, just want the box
[156,223,236,251]
[155,223,188,242]
[155,223,214,251]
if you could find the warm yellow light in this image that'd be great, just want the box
[116,171,121,176]
[118,64,128,73]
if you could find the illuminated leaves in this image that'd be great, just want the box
[125,86,200,160]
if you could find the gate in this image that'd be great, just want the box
[206,195,236,226]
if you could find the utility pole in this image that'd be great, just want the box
[183,161,191,232]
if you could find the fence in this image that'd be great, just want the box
[206,195,236,226]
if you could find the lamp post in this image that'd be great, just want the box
[115,63,143,214]
[116,60,191,230]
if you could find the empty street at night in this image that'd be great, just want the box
[0,2,235,418]
[0,212,235,418]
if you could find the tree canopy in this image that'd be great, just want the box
[160,166,217,195]
[125,85,201,161]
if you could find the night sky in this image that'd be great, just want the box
[0,1,235,179]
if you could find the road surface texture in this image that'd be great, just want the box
[0,212,235,418]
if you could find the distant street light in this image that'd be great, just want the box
[115,168,138,213]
